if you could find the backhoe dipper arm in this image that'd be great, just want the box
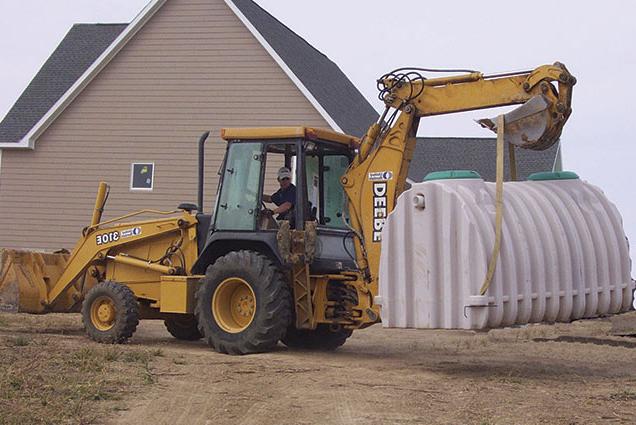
[341,63,575,301]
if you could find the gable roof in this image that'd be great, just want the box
[0,0,379,149]
[408,137,560,182]
[0,24,127,146]
[0,0,166,149]
[228,0,379,137]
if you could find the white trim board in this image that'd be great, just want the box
[1,0,344,150]
[224,0,344,132]
[0,0,168,149]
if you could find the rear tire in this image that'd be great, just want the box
[282,324,352,351]
[81,281,139,344]
[164,316,203,341]
[195,250,291,355]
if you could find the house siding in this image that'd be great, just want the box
[0,0,328,250]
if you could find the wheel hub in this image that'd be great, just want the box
[237,294,255,318]
[212,277,256,333]
[90,296,116,331]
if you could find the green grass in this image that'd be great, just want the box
[609,389,636,401]
[172,356,187,365]
[122,350,152,364]
[0,334,158,425]
[5,335,30,347]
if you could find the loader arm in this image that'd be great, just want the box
[45,213,197,307]
[341,63,576,301]
[42,182,199,308]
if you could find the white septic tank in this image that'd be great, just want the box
[378,170,634,329]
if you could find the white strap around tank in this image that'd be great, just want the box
[479,114,508,296]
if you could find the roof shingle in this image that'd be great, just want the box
[229,0,379,137]
[0,24,127,145]
[0,0,560,183]
[409,137,560,182]
[0,0,381,146]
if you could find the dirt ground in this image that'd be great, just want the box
[2,313,636,425]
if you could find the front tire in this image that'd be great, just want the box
[195,250,291,355]
[81,281,139,344]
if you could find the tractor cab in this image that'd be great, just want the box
[192,127,360,275]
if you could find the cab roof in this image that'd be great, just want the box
[221,127,360,148]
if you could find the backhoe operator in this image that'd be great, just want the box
[263,167,296,221]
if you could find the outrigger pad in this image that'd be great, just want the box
[477,95,554,150]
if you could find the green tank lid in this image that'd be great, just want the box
[424,170,482,181]
[528,171,579,181]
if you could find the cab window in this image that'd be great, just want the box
[214,142,262,231]
[323,154,350,228]
[304,143,351,229]
[260,142,298,230]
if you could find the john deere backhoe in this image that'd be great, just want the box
[0,63,576,354]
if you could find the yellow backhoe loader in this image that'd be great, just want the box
[0,63,577,354]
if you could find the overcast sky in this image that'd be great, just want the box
[0,1,634,266]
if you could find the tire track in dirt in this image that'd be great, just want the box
[111,316,636,425]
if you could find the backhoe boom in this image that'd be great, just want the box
[342,63,576,312]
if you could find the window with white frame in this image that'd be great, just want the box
[130,162,154,191]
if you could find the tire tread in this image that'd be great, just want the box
[195,250,291,355]
[81,280,139,344]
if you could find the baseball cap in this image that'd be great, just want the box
[277,167,292,181]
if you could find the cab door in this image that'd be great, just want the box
[304,145,356,273]
[213,142,263,231]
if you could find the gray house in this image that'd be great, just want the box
[0,0,557,250]
[411,137,560,183]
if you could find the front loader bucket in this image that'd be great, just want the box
[477,95,558,150]
[0,249,83,313]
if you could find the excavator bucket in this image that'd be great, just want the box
[477,95,557,150]
[0,249,85,313]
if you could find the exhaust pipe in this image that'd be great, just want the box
[197,131,210,214]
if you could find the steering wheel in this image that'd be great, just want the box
[260,200,275,217]
[258,201,278,230]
